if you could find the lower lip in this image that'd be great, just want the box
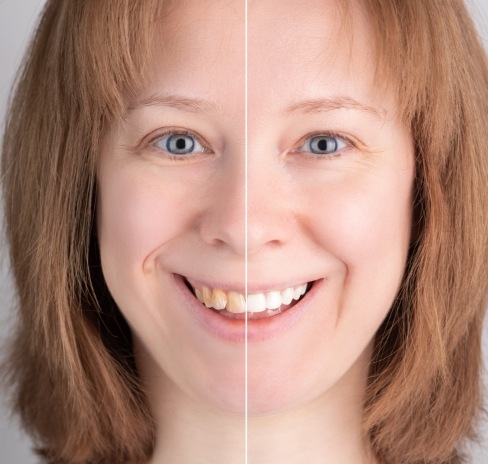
[173,274,324,342]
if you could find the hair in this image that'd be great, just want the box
[1,0,487,463]
[361,1,488,463]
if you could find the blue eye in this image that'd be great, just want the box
[300,135,347,155]
[154,132,206,155]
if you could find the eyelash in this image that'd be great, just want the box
[146,129,211,161]
[292,131,355,159]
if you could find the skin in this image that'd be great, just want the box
[97,0,414,463]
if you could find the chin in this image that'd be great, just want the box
[198,376,247,415]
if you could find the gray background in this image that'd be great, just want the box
[1,0,488,463]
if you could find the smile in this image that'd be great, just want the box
[184,278,312,320]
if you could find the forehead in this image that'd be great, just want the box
[247,0,387,115]
[137,0,245,107]
[128,0,395,121]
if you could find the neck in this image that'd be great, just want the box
[149,385,246,464]
[247,374,374,464]
[142,347,377,464]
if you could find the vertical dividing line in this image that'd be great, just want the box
[244,0,249,462]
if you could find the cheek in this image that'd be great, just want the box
[97,169,195,264]
[99,186,174,263]
[96,166,206,299]
[311,168,414,268]
[302,162,415,329]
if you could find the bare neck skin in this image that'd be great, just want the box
[247,354,376,464]
[143,345,378,464]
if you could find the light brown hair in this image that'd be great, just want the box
[362,1,488,463]
[1,1,488,463]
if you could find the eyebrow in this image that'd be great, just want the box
[125,94,219,115]
[284,96,387,120]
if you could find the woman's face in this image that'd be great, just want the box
[97,0,415,415]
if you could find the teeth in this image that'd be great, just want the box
[191,281,311,313]
[195,288,204,302]
[202,286,213,308]
[247,293,267,312]
[280,287,294,305]
[227,291,246,314]
[293,284,307,300]
[211,289,227,310]
[265,291,282,310]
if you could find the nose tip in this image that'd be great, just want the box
[198,156,291,257]
[198,163,247,256]
[245,219,285,256]
[199,211,247,257]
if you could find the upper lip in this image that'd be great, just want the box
[180,274,320,294]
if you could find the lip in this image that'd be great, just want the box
[173,273,325,343]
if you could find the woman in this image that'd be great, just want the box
[2,0,488,463]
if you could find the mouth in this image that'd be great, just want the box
[183,277,314,320]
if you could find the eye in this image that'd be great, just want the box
[153,132,206,156]
[297,134,348,156]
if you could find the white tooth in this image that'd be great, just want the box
[211,289,227,310]
[202,286,213,307]
[195,287,204,303]
[281,287,294,305]
[293,283,308,300]
[265,291,282,310]
[247,293,267,312]
[227,291,246,313]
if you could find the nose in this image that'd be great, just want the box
[199,147,292,257]
[246,154,292,256]
[198,154,247,256]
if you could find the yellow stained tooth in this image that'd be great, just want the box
[211,289,227,310]
[226,291,246,313]
[195,288,204,303]
[202,286,213,307]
